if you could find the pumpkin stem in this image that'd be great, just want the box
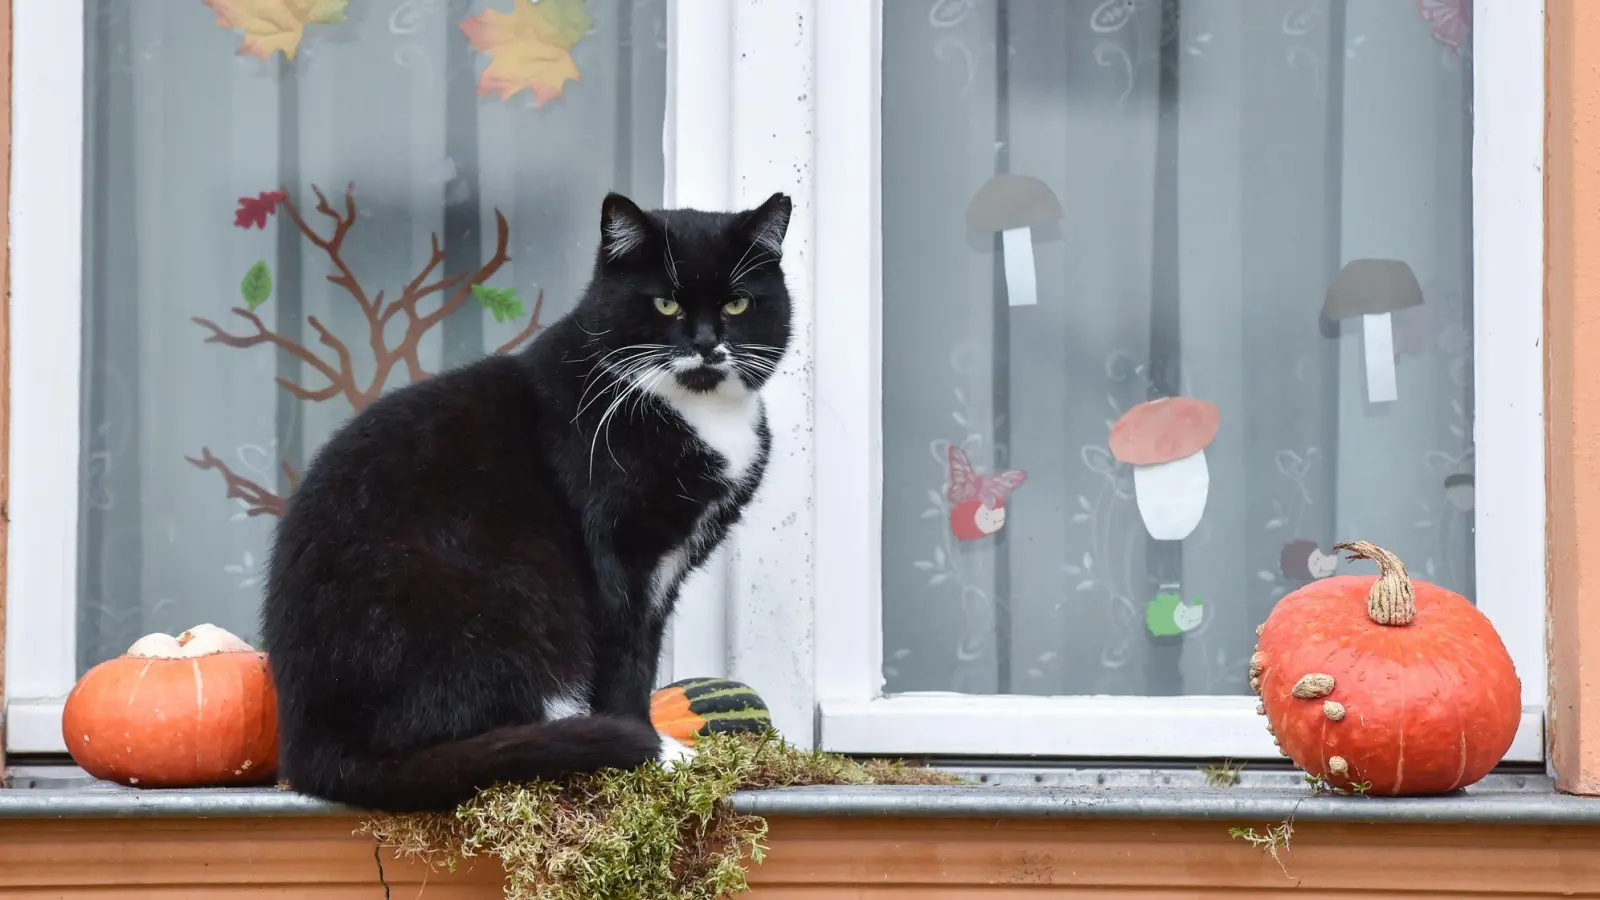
[1333,540,1415,626]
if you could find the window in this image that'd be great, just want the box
[805,0,1546,760]
[5,0,676,753]
[7,0,1545,766]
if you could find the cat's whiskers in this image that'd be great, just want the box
[728,342,785,385]
[573,346,672,420]
[588,360,673,478]
[663,223,682,291]
[729,250,777,290]
[575,359,665,426]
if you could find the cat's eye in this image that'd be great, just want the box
[653,297,680,316]
[724,296,750,316]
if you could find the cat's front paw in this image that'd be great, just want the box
[656,734,697,770]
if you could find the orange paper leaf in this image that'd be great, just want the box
[202,0,349,61]
[460,0,592,106]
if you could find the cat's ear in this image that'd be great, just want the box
[599,192,657,261]
[740,192,792,258]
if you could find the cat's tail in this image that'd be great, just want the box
[296,716,664,813]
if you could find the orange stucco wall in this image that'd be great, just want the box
[1546,0,1600,795]
[0,0,12,775]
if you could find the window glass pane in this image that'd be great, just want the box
[78,0,667,673]
[881,0,1473,697]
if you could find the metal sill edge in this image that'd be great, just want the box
[2,769,1597,825]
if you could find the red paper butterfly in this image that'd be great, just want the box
[1417,0,1470,55]
[946,446,1027,542]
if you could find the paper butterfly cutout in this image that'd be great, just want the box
[946,445,1027,541]
[1417,0,1470,56]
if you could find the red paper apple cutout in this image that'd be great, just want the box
[946,446,1026,542]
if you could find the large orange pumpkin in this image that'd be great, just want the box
[1252,542,1520,795]
[62,624,279,788]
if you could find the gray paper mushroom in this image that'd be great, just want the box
[966,174,1063,308]
[1322,259,1423,404]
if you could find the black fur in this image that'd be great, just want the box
[261,192,793,812]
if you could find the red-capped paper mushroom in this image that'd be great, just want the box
[965,174,1063,308]
[1323,259,1423,404]
[1109,397,1220,540]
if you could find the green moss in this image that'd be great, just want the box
[362,731,963,900]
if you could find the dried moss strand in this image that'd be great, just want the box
[1333,540,1416,626]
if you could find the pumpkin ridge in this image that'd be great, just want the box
[191,659,205,738]
[679,692,767,715]
[1426,623,1490,789]
[1318,711,1330,778]
[1447,728,1468,792]
[128,659,155,709]
[1392,656,1407,796]
[682,685,762,704]
[669,678,730,694]
[698,708,772,723]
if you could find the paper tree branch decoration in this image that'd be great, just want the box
[189,183,545,517]
[460,0,592,106]
[201,0,350,61]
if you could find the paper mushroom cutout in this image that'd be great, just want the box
[946,445,1027,541]
[1323,259,1423,405]
[1281,539,1338,581]
[1109,397,1220,541]
[965,174,1063,308]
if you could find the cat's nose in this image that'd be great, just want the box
[692,335,726,363]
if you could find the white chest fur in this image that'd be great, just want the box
[644,375,763,482]
[642,374,763,612]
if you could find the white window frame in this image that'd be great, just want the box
[6,0,88,754]
[1,0,742,754]
[730,0,1549,763]
[5,0,1549,765]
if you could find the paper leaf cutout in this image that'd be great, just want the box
[460,0,591,106]
[240,261,273,311]
[202,0,349,61]
[472,284,526,323]
[234,191,288,229]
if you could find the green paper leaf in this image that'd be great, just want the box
[1145,593,1182,637]
[240,260,273,310]
[1145,593,1204,637]
[471,283,525,324]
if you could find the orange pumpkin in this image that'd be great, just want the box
[62,624,279,788]
[650,678,772,746]
[1252,542,1520,795]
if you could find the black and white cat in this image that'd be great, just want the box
[261,192,793,813]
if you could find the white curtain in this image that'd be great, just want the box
[880,0,1473,697]
[78,0,667,671]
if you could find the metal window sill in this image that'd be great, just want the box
[3,765,1597,825]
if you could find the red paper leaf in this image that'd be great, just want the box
[235,191,288,230]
